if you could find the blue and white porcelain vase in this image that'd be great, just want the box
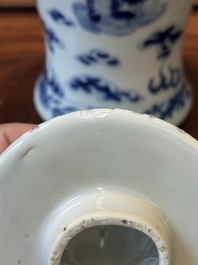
[34,0,193,125]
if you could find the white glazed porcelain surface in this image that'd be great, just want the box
[0,109,198,264]
[34,0,193,125]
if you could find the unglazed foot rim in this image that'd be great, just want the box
[49,213,170,265]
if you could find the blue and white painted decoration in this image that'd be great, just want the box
[42,21,64,53]
[49,9,75,27]
[148,66,181,94]
[77,49,120,66]
[139,25,183,60]
[73,0,167,36]
[34,0,193,125]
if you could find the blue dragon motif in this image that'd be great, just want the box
[145,82,191,120]
[148,66,181,94]
[37,71,90,118]
[70,75,143,103]
[38,70,64,109]
[38,76,82,118]
[139,25,183,60]
[73,0,168,36]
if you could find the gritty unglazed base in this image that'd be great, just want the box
[45,190,173,265]
[49,213,170,265]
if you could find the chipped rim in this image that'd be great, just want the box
[1,109,197,161]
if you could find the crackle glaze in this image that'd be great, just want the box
[34,0,193,125]
[1,109,198,264]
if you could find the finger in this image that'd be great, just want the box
[0,123,36,154]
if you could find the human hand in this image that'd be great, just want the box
[0,123,36,154]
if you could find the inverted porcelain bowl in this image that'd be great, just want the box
[0,109,198,265]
